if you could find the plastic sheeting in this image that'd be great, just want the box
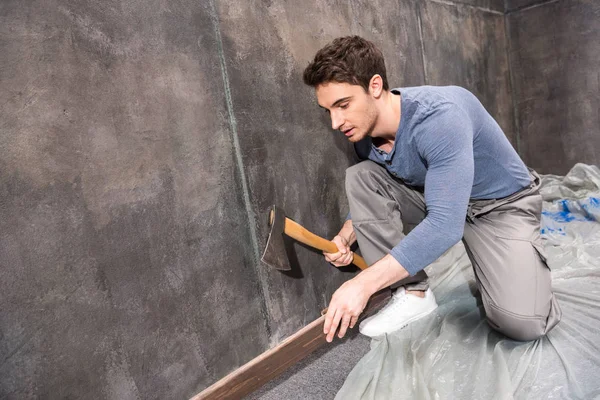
[336,163,600,400]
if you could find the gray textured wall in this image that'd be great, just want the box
[507,0,600,174]
[0,0,516,398]
[0,1,268,398]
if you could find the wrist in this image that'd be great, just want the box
[337,220,356,246]
[353,269,378,297]
[355,254,409,295]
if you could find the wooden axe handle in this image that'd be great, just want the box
[284,217,369,270]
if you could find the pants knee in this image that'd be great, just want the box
[346,161,379,182]
[486,306,547,341]
[345,161,381,195]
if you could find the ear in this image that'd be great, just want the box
[368,75,384,99]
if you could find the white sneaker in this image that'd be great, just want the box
[359,287,438,337]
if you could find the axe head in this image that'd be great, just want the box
[261,205,291,271]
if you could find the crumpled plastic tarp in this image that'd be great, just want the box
[336,163,600,400]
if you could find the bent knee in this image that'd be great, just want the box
[345,160,380,181]
[345,161,383,192]
[486,304,549,341]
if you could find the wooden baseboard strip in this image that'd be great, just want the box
[191,289,391,400]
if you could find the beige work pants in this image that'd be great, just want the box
[346,161,561,341]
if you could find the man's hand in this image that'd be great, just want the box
[323,254,410,342]
[323,235,354,267]
[323,278,372,342]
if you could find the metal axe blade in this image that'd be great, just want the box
[260,205,291,271]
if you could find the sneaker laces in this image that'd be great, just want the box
[390,293,409,310]
[380,291,409,313]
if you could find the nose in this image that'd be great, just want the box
[330,111,344,131]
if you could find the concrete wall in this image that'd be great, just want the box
[506,0,600,174]
[0,0,514,398]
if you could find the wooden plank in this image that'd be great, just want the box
[191,289,391,400]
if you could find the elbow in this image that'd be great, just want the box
[445,225,464,247]
[428,215,465,248]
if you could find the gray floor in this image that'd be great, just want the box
[244,327,371,400]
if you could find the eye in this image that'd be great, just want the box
[340,103,349,109]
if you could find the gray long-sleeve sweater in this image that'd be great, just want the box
[350,85,531,276]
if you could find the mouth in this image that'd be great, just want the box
[342,128,354,137]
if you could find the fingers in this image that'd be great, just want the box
[323,236,352,266]
[350,315,359,329]
[323,307,336,337]
[325,308,343,342]
[333,237,348,254]
[324,279,369,343]
[324,308,360,342]
[323,250,339,263]
[323,250,354,266]
[337,315,352,339]
[336,252,353,266]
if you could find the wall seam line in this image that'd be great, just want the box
[208,0,272,338]
[506,0,559,14]
[426,0,504,15]
[416,2,428,85]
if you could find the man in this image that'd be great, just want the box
[302,36,561,343]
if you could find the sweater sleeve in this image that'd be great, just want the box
[389,103,474,275]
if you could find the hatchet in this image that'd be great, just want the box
[261,205,369,271]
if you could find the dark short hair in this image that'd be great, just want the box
[303,36,389,92]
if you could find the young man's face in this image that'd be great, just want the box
[315,82,378,143]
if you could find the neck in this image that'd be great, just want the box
[372,90,401,142]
